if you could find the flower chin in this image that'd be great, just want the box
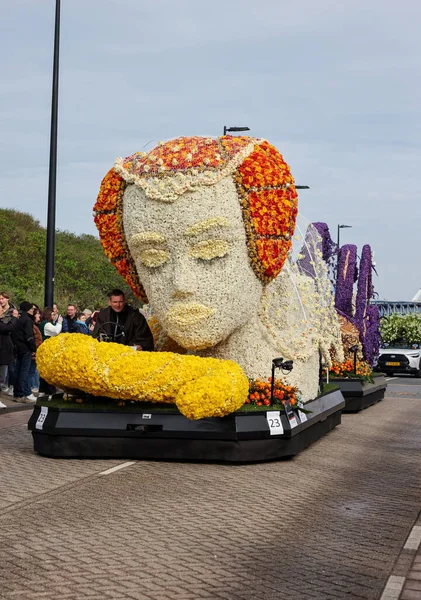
[165,326,223,351]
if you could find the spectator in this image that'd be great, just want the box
[51,303,61,325]
[87,310,99,334]
[93,289,154,350]
[11,302,37,403]
[29,307,42,393]
[62,304,80,333]
[0,291,17,322]
[0,303,17,407]
[38,307,63,398]
[0,291,17,393]
[39,307,63,340]
[75,312,90,335]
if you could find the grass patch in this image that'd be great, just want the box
[38,396,293,414]
[321,382,340,394]
[235,402,290,414]
[38,396,179,413]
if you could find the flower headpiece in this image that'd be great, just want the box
[94,136,298,300]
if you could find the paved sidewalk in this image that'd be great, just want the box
[0,389,420,599]
[0,390,35,414]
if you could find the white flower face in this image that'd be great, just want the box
[123,176,263,350]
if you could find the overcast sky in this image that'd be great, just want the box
[1,0,420,300]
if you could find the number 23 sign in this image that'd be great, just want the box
[266,411,284,435]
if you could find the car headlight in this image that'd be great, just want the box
[409,353,420,358]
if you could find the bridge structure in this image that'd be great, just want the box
[370,300,421,317]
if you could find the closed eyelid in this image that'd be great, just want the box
[137,248,169,268]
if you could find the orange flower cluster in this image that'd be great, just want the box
[329,359,372,379]
[235,140,298,282]
[246,377,298,407]
[93,169,146,300]
[122,135,252,174]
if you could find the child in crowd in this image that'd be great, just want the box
[76,313,90,335]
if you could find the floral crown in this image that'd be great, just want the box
[94,135,298,301]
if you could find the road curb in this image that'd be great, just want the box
[380,511,421,599]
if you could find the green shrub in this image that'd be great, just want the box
[0,208,141,311]
[380,313,421,346]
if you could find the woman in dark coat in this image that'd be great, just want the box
[0,304,17,407]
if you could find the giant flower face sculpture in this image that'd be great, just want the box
[94,136,298,352]
[123,177,263,349]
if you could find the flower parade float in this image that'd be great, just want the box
[315,224,386,412]
[325,356,387,413]
[29,136,346,461]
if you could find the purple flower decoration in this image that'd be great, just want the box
[334,244,357,318]
[354,244,380,366]
[302,224,381,367]
[355,245,372,321]
[311,222,337,287]
[312,222,336,262]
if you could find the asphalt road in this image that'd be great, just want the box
[385,375,421,386]
[0,380,420,600]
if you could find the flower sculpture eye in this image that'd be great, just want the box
[138,248,169,268]
[128,232,169,268]
[189,239,229,261]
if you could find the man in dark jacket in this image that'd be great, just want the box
[61,303,83,333]
[93,289,154,351]
[11,301,37,403]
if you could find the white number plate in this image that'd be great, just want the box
[266,411,284,435]
[35,406,48,430]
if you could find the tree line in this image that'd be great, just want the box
[0,208,141,311]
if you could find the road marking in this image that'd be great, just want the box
[380,576,405,600]
[404,525,421,550]
[385,377,396,381]
[98,462,137,476]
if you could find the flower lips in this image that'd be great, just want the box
[163,302,219,350]
[165,302,216,328]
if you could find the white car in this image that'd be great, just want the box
[376,346,421,377]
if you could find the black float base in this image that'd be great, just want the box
[330,376,387,413]
[28,390,345,463]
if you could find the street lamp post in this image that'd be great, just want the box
[44,0,61,308]
[337,224,352,248]
[223,125,250,136]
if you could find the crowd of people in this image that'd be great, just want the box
[0,289,154,408]
[0,292,96,407]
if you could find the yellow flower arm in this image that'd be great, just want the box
[36,334,249,419]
